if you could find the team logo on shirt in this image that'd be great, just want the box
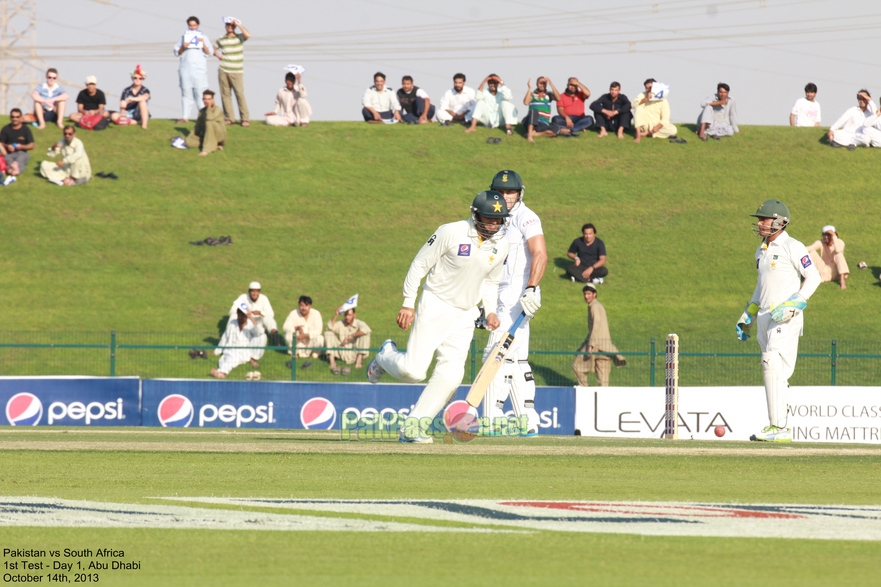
[801,255,812,268]
[427,234,437,246]
[773,255,779,260]
[458,244,471,256]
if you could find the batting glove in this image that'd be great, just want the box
[735,302,759,341]
[520,286,541,317]
[771,293,807,323]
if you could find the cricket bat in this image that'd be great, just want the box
[465,312,527,408]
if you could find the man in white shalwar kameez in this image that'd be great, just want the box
[211,305,265,378]
[265,72,312,127]
[229,282,277,361]
[465,74,518,135]
[40,126,91,186]
[827,90,876,148]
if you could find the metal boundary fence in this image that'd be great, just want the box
[2,331,880,387]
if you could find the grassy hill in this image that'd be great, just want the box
[2,120,879,383]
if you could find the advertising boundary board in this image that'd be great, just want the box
[0,376,141,426]
[141,380,575,434]
[575,386,881,443]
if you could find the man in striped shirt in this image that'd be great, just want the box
[214,18,251,127]
[522,77,571,142]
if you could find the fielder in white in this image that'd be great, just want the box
[736,200,820,442]
[229,282,277,361]
[211,304,265,379]
[481,170,546,435]
[367,191,511,443]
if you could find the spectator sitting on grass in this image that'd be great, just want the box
[283,296,324,359]
[69,76,109,127]
[522,77,571,142]
[172,90,226,155]
[437,73,476,125]
[39,126,91,186]
[464,74,518,135]
[552,77,593,134]
[633,78,684,143]
[211,304,265,379]
[397,76,435,124]
[266,72,312,127]
[325,308,372,374]
[362,72,401,123]
[110,65,151,129]
[31,68,68,130]
[827,90,875,149]
[589,82,632,139]
[0,108,35,186]
[566,223,608,284]
[807,225,850,290]
[697,82,739,141]
[790,82,821,127]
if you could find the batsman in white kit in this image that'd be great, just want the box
[481,170,546,435]
[367,191,511,443]
[736,200,820,442]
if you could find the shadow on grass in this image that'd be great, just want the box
[533,363,575,387]
[871,267,881,287]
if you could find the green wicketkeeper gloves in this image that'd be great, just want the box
[770,293,807,323]
[735,302,759,341]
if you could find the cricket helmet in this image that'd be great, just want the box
[750,199,790,237]
[489,170,525,210]
[471,190,509,239]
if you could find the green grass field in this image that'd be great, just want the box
[2,429,880,586]
[3,119,880,383]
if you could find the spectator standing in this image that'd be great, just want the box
[214,17,251,127]
[111,65,151,129]
[697,83,739,140]
[361,72,401,123]
[465,74,518,135]
[566,223,608,284]
[69,76,109,126]
[589,82,632,139]
[265,72,312,127]
[552,77,594,134]
[572,283,626,387]
[0,108,35,186]
[437,73,476,125]
[633,78,684,143]
[39,126,91,186]
[522,77,571,142]
[325,308,372,374]
[807,226,850,290]
[175,16,211,124]
[397,76,435,124]
[31,68,68,130]
[790,83,821,127]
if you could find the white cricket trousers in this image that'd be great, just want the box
[756,311,802,428]
[378,290,479,421]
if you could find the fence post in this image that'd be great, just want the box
[831,339,837,386]
[470,338,477,383]
[649,337,656,387]
[290,352,297,381]
[109,330,117,377]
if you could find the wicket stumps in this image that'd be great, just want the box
[665,333,679,439]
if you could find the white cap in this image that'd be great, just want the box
[237,302,249,313]
[822,225,835,234]
[249,281,261,290]
[85,75,97,85]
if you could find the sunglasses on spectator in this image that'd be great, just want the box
[47,75,57,79]
[132,76,144,80]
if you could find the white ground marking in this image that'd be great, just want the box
[0,497,510,533]
[164,498,881,541]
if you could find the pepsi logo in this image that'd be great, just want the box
[157,394,194,428]
[6,392,43,426]
[300,397,336,429]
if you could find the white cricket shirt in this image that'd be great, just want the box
[403,219,510,311]
[750,231,821,313]
[501,202,543,288]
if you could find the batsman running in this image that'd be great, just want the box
[480,170,547,435]
[367,191,510,443]
[737,199,820,442]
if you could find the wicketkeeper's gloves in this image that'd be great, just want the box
[770,293,807,323]
[736,302,759,341]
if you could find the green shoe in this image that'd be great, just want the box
[750,425,792,443]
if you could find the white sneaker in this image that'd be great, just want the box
[245,371,254,381]
[750,425,792,443]
[570,276,576,282]
[367,339,396,383]
[171,137,188,149]
[592,277,604,284]
[3,175,16,186]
